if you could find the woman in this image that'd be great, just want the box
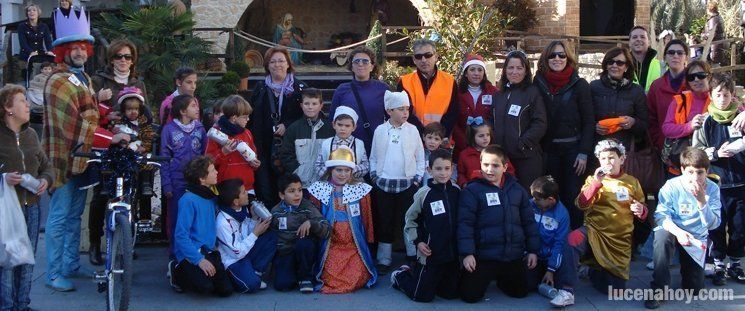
[0,84,54,310]
[249,47,306,206]
[647,39,690,151]
[703,1,725,64]
[17,4,54,62]
[533,41,594,230]
[328,46,389,154]
[491,50,547,190]
[661,60,712,172]
[273,13,304,65]
[453,53,498,159]
[92,39,148,123]
[590,47,648,151]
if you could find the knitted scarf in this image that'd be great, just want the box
[217,115,245,137]
[186,184,217,200]
[544,67,573,94]
[173,118,197,133]
[708,102,739,123]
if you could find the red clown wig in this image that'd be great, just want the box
[53,41,94,64]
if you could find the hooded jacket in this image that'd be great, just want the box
[159,120,206,195]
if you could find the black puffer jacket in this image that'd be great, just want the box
[590,76,649,149]
[490,84,547,160]
[534,72,595,155]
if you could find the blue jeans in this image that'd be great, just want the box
[226,231,277,293]
[273,238,317,291]
[1,203,40,311]
[45,178,87,281]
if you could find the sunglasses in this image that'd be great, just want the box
[413,52,434,60]
[507,50,527,58]
[605,60,627,67]
[665,50,686,56]
[549,52,567,59]
[113,54,133,61]
[686,72,709,82]
[351,58,371,65]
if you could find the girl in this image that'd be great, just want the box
[457,120,516,187]
[160,94,206,260]
[160,67,199,125]
[308,146,377,293]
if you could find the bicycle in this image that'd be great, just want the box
[73,146,168,311]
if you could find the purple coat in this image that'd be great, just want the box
[159,121,206,195]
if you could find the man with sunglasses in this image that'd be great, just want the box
[628,26,662,94]
[397,39,459,140]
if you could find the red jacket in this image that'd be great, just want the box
[457,146,516,187]
[205,127,259,192]
[453,83,498,159]
[647,73,686,150]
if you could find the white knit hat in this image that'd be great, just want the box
[333,106,358,125]
[384,90,410,110]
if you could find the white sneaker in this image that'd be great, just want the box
[646,261,654,270]
[259,281,268,290]
[550,289,575,308]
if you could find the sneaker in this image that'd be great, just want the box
[646,261,654,270]
[644,298,663,309]
[64,265,95,279]
[705,263,716,277]
[299,280,313,293]
[376,264,392,276]
[713,267,727,286]
[168,260,183,293]
[577,265,589,279]
[549,289,575,308]
[259,281,268,290]
[390,265,410,290]
[727,265,745,284]
[45,277,75,292]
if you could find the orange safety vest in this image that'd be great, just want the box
[400,70,455,126]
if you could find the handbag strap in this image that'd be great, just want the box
[350,82,373,137]
[265,84,280,126]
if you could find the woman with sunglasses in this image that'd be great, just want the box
[647,39,690,151]
[590,47,648,151]
[452,53,498,160]
[491,50,547,191]
[328,46,389,154]
[533,41,594,230]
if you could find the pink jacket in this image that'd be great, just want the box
[661,91,709,139]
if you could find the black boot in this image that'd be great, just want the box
[89,242,103,266]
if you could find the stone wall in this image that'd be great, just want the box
[191,0,251,57]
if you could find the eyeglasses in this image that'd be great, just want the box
[605,60,627,67]
[413,52,434,60]
[549,52,567,59]
[113,54,133,61]
[351,58,371,65]
[269,59,287,65]
[686,72,709,82]
[665,50,686,56]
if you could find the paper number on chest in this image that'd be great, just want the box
[279,217,288,230]
[679,203,693,216]
[508,104,521,117]
[430,200,446,215]
[615,187,630,201]
[349,203,361,217]
[482,95,492,106]
[729,126,743,138]
[486,192,501,206]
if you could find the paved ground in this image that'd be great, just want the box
[27,234,745,311]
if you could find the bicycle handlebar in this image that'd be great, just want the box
[72,152,98,159]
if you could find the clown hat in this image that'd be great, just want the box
[325,145,356,170]
[53,6,94,47]
[462,54,486,75]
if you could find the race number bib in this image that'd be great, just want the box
[482,95,492,106]
[68,74,82,86]
[728,126,743,138]
[679,203,693,216]
[486,192,501,206]
[390,133,400,144]
[508,104,521,117]
[615,187,630,201]
[349,203,361,217]
[278,217,288,230]
[430,200,446,216]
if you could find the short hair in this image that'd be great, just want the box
[680,147,710,170]
[174,67,197,84]
[684,60,712,89]
[277,174,302,193]
[170,94,196,120]
[40,62,53,69]
[537,40,578,75]
[346,46,379,76]
[217,178,244,207]
[301,88,323,101]
[710,73,735,94]
[422,122,445,139]
[480,144,508,164]
[628,26,649,38]
[411,39,436,53]
[663,39,690,57]
[263,46,295,75]
[184,156,214,186]
[106,39,138,76]
[600,47,636,81]
[25,4,41,17]
[499,50,533,90]
[221,95,252,119]
[428,148,452,168]
[530,176,559,200]
[0,84,26,119]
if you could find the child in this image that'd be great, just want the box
[421,122,457,184]
[692,73,745,285]
[270,174,331,292]
[215,178,276,293]
[570,139,647,293]
[456,119,517,187]
[314,106,369,179]
[369,90,426,274]
[308,146,377,293]
[458,145,540,303]
[644,148,721,309]
[27,62,53,116]
[170,156,232,296]
[160,67,199,125]
[279,88,334,187]
[391,149,460,302]
[527,176,577,308]
[161,94,207,260]
[205,95,260,195]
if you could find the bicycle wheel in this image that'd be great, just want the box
[107,213,133,311]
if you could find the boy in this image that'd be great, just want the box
[270,174,330,293]
[645,148,721,309]
[170,156,233,297]
[369,90,426,274]
[391,149,460,302]
[27,62,53,116]
[421,122,457,184]
[215,178,276,293]
[527,176,577,307]
[314,106,369,179]
[692,73,745,285]
[279,88,334,187]
[457,145,540,302]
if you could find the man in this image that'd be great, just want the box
[43,7,129,292]
[629,26,662,94]
[397,39,458,139]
